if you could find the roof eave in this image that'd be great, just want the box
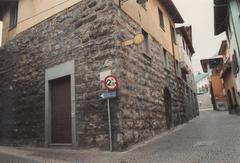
[200,57,223,73]
[177,26,195,54]
[200,60,208,73]
[161,0,184,24]
[214,2,228,35]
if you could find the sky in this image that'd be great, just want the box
[173,0,226,73]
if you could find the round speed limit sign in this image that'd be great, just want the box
[104,75,119,91]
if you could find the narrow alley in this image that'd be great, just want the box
[0,110,239,163]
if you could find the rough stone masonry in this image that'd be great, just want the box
[0,0,199,151]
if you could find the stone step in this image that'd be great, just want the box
[197,94,213,110]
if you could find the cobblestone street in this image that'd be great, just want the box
[0,110,240,163]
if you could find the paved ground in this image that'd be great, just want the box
[0,110,240,163]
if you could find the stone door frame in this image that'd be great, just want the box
[45,60,77,147]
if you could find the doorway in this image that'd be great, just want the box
[164,88,172,129]
[50,76,72,144]
[227,90,233,113]
[45,60,76,146]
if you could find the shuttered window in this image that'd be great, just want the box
[232,50,239,76]
[171,26,176,44]
[163,48,168,68]
[142,29,149,56]
[158,9,164,30]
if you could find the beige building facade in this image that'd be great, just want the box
[1,0,182,58]
[1,0,83,44]
[116,0,182,57]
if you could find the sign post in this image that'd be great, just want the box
[100,75,119,152]
[107,98,112,151]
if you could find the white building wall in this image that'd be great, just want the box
[196,76,210,94]
[176,33,193,71]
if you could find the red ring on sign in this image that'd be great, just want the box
[104,75,119,91]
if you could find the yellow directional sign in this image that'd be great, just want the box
[122,39,134,47]
[122,34,144,47]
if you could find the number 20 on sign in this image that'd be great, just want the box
[104,75,119,91]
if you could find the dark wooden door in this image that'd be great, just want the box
[50,76,72,144]
[227,90,233,113]
[164,88,172,130]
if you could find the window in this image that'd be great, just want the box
[226,17,232,42]
[232,50,239,76]
[9,4,18,30]
[176,60,181,77]
[182,38,186,50]
[158,9,164,30]
[142,29,150,56]
[171,26,176,44]
[181,69,187,81]
[163,48,169,69]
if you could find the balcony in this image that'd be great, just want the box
[178,48,192,73]
[180,61,190,74]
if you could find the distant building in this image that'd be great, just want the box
[194,73,209,94]
[214,0,240,113]
[201,54,226,111]
[176,26,199,120]
[176,26,196,90]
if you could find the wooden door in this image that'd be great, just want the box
[50,76,72,144]
[227,90,233,113]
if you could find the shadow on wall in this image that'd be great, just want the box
[0,21,2,47]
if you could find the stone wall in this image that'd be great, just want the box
[0,0,118,148]
[111,7,199,150]
[0,0,198,151]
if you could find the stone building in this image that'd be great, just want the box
[175,26,198,120]
[0,0,199,151]
[176,26,195,88]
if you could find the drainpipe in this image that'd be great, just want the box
[170,23,177,80]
